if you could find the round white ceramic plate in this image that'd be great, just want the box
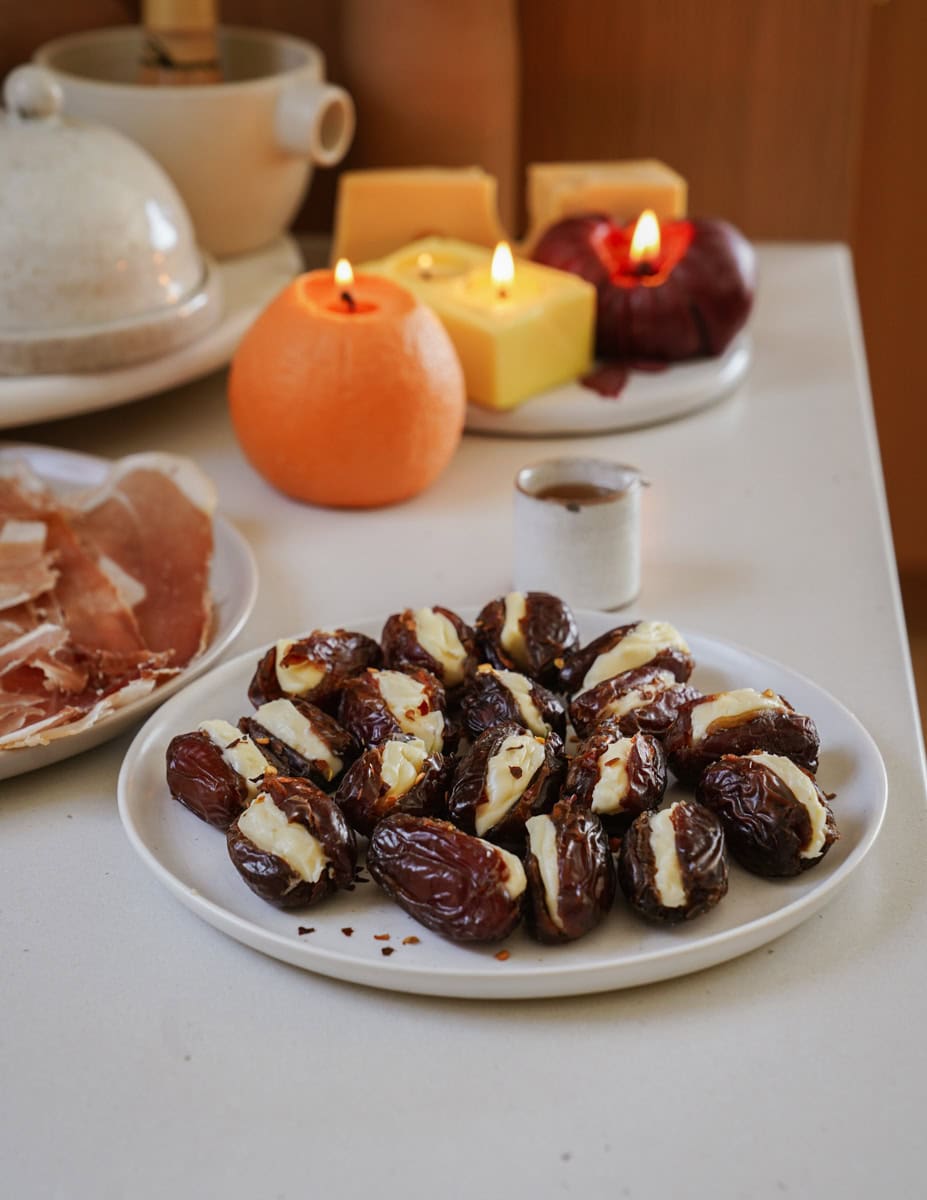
[118,610,886,999]
[0,444,258,780]
[465,333,751,438]
[0,235,302,430]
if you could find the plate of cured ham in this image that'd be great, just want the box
[0,444,257,779]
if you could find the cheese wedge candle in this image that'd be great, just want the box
[524,160,687,249]
[363,237,595,411]
[332,167,505,264]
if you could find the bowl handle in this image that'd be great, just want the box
[274,81,355,166]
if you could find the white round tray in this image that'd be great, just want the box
[465,333,751,438]
[0,235,303,430]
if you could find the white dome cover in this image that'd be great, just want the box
[0,66,221,374]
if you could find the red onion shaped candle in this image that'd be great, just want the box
[533,209,755,362]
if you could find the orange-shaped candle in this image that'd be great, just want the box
[228,262,466,508]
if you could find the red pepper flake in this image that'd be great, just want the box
[374,933,390,941]
[381,946,395,957]
[494,949,511,962]
[509,765,523,778]
[341,927,354,937]
[402,936,420,946]
[297,926,315,936]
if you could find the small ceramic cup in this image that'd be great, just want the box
[513,457,646,610]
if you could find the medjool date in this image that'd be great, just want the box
[665,689,819,785]
[475,591,578,684]
[447,721,564,845]
[696,752,837,877]
[227,775,356,909]
[381,606,478,690]
[524,801,615,943]
[366,814,526,942]
[618,801,728,923]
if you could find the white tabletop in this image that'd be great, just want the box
[3,245,925,1199]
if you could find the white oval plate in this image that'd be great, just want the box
[0,236,302,430]
[0,444,258,780]
[118,611,886,999]
[465,333,751,438]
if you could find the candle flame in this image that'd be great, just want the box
[334,258,354,288]
[629,210,661,262]
[491,241,515,295]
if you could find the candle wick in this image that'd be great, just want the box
[633,261,658,278]
[340,290,356,312]
[498,287,509,301]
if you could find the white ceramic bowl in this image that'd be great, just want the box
[0,65,221,375]
[36,26,355,258]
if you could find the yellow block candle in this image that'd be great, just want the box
[363,237,596,411]
[332,168,505,265]
[524,159,687,248]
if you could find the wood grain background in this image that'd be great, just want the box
[1,0,924,583]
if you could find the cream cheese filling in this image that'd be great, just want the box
[484,667,549,736]
[274,638,325,696]
[380,737,429,798]
[487,841,527,901]
[748,751,828,858]
[413,607,468,687]
[475,732,545,836]
[254,698,342,781]
[590,736,635,814]
[526,813,562,929]
[199,719,273,798]
[581,621,689,693]
[690,688,787,744]
[238,792,328,883]
[376,669,445,753]
[499,592,530,669]
[649,805,686,908]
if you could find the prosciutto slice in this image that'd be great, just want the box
[0,453,215,751]
[65,454,216,668]
[0,519,57,610]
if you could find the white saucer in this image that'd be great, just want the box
[118,610,886,1000]
[465,333,751,438]
[0,444,258,780]
[0,235,303,430]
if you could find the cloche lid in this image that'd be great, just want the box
[0,65,221,374]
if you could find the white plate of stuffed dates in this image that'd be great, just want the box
[118,601,887,999]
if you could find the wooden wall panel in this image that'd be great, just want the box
[517,0,871,239]
[853,0,927,574]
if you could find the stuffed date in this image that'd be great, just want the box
[366,813,526,942]
[665,688,820,785]
[226,775,356,908]
[461,664,566,742]
[563,726,667,833]
[239,698,356,792]
[381,605,478,690]
[335,734,452,837]
[617,800,728,923]
[475,591,579,684]
[560,620,693,697]
[338,667,452,754]
[247,629,382,710]
[447,721,564,844]
[696,752,838,876]
[569,666,701,741]
[524,801,616,943]
[166,719,275,828]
